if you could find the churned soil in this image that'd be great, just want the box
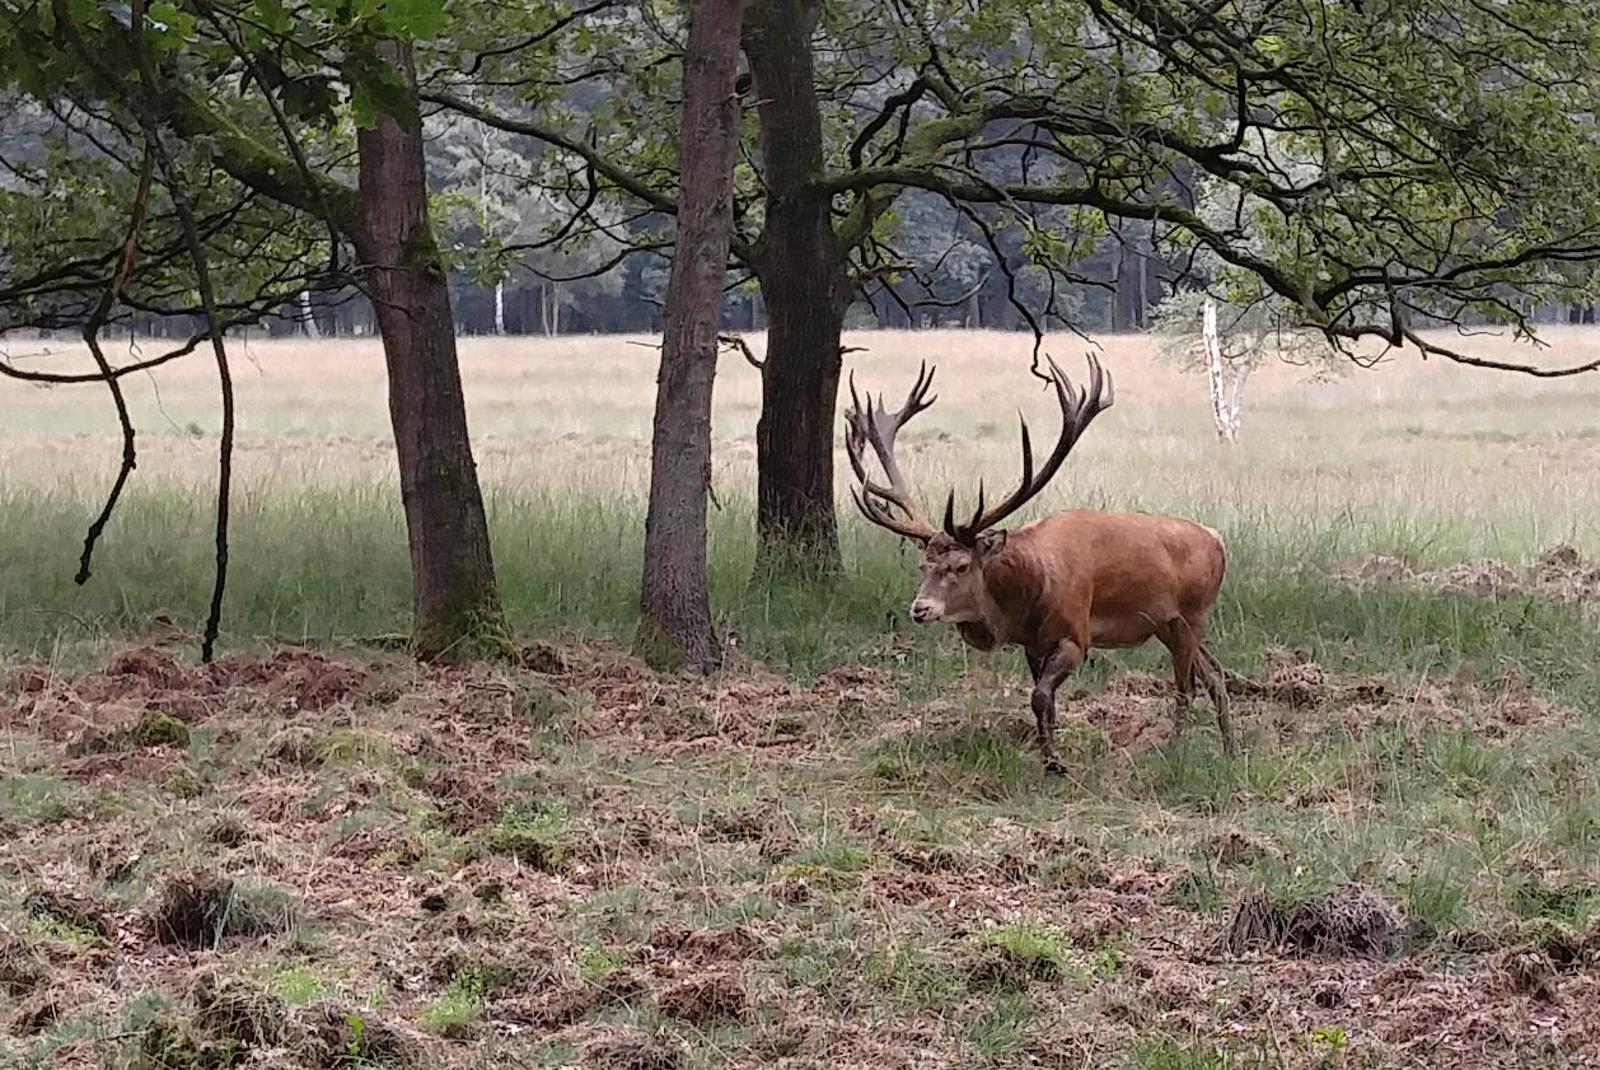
[1,638,1597,1068]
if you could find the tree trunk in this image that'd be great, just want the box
[639,0,746,671]
[544,283,562,336]
[753,264,845,570]
[299,289,320,339]
[1135,226,1149,328]
[354,40,506,659]
[745,0,849,573]
[494,279,505,335]
[1202,298,1242,443]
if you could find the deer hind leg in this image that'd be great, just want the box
[1030,639,1084,775]
[1024,649,1048,768]
[1157,619,1199,743]
[1197,645,1238,757]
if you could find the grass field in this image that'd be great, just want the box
[3,329,1600,1068]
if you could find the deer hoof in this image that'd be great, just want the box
[1042,756,1068,777]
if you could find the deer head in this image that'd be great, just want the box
[844,354,1114,623]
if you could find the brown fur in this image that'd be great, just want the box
[846,354,1233,771]
[909,510,1235,770]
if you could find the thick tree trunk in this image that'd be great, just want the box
[753,267,844,569]
[354,40,506,659]
[745,0,849,572]
[639,0,746,671]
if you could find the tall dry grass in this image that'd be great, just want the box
[4,327,1598,551]
[1,327,1598,666]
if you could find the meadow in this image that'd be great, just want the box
[2,328,1600,1069]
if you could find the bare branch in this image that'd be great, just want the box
[74,143,155,586]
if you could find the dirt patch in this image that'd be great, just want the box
[1224,882,1417,957]
[648,921,763,963]
[655,973,748,1024]
[297,1003,419,1068]
[496,984,595,1029]
[101,647,198,692]
[209,649,368,711]
[584,1027,682,1070]
[1492,918,1600,999]
[10,638,1600,1070]
[565,648,894,752]
[24,888,112,941]
[149,872,294,948]
[192,972,287,1046]
[0,932,47,997]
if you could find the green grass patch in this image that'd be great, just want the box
[485,798,571,872]
[418,970,488,1036]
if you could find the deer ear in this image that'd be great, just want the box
[975,529,1007,557]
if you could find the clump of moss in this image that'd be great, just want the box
[166,766,205,799]
[135,710,192,748]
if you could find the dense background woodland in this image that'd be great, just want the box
[7,2,1600,1068]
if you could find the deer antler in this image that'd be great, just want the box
[944,352,1114,543]
[843,361,940,543]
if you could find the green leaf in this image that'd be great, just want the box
[145,1,197,39]
[250,0,294,35]
[375,0,451,39]
[343,51,415,130]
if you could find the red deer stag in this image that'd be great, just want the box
[844,355,1235,773]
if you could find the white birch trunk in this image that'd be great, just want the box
[299,289,320,339]
[1203,298,1241,443]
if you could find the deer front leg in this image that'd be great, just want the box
[1029,639,1085,775]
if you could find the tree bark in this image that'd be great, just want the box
[639,0,746,671]
[299,289,320,338]
[354,40,506,659]
[494,279,505,335]
[745,0,850,573]
[1202,298,1246,443]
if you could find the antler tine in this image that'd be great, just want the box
[948,352,1115,544]
[905,360,937,418]
[841,363,942,543]
[964,479,987,537]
